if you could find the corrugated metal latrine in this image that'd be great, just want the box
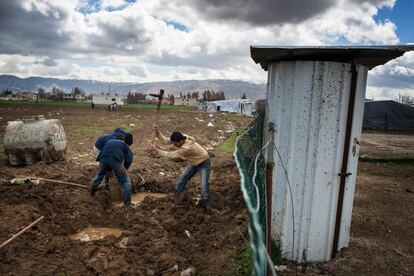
[249,45,414,263]
[265,61,367,261]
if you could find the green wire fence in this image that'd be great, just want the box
[234,115,267,275]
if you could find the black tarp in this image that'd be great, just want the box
[363,100,414,131]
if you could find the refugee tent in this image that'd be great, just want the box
[363,100,414,131]
[200,99,254,115]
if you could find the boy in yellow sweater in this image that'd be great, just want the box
[148,125,211,214]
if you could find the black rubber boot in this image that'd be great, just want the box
[174,192,184,205]
[196,199,209,214]
[90,187,97,197]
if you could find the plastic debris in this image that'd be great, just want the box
[10,178,40,185]
[207,122,214,127]
[159,172,165,176]
[181,267,197,276]
[129,123,135,127]
[184,230,191,238]
[275,265,288,271]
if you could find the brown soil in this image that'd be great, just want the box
[280,132,414,275]
[1,103,413,275]
[0,103,250,275]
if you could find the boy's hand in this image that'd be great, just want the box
[152,124,160,137]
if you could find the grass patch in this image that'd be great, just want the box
[122,104,194,110]
[225,243,253,276]
[0,100,194,110]
[359,156,414,164]
[270,239,283,265]
[217,128,244,152]
[0,100,89,107]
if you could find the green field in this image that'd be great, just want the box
[0,100,194,110]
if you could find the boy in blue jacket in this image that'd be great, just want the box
[94,128,127,153]
[91,134,134,206]
[93,128,130,187]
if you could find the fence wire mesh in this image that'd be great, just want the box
[234,115,267,275]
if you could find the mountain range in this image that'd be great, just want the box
[0,75,266,99]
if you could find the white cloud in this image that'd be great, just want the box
[101,0,126,10]
[0,0,412,100]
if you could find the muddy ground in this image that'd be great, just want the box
[280,131,414,276]
[0,103,413,275]
[0,103,251,275]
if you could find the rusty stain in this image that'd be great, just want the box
[352,137,360,157]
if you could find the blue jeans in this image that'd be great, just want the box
[176,159,211,203]
[92,158,132,206]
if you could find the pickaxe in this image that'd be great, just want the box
[150,89,164,142]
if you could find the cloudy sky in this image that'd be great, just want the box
[0,0,413,99]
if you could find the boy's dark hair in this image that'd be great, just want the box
[124,133,133,146]
[170,131,185,142]
[115,133,125,140]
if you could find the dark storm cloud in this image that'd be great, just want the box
[182,0,336,26]
[85,16,154,55]
[0,1,72,57]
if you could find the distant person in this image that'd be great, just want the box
[91,102,95,109]
[91,134,134,206]
[148,125,211,214]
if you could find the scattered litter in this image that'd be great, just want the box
[184,230,191,238]
[10,178,40,185]
[129,123,135,127]
[72,157,78,160]
[195,117,204,122]
[207,122,214,127]
[181,267,197,276]
[0,117,3,120]
[275,265,288,271]
[116,237,129,248]
[78,142,84,145]
[159,172,165,176]
[209,114,213,118]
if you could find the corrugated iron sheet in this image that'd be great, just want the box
[266,61,367,261]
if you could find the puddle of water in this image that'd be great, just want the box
[69,227,123,242]
[113,192,168,207]
[131,192,168,203]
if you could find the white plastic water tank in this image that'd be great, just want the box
[3,115,67,165]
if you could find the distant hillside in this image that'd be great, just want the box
[0,75,266,99]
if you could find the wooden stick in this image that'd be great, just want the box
[18,177,89,189]
[37,178,89,189]
[0,216,45,250]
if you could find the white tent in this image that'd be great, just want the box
[202,99,254,115]
[92,95,125,105]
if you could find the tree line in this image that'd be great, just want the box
[125,89,226,104]
[1,87,86,101]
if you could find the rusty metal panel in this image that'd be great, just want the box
[266,60,366,261]
[338,64,368,249]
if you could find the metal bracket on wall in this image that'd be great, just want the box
[337,172,352,177]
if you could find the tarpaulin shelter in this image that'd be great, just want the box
[363,100,414,131]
